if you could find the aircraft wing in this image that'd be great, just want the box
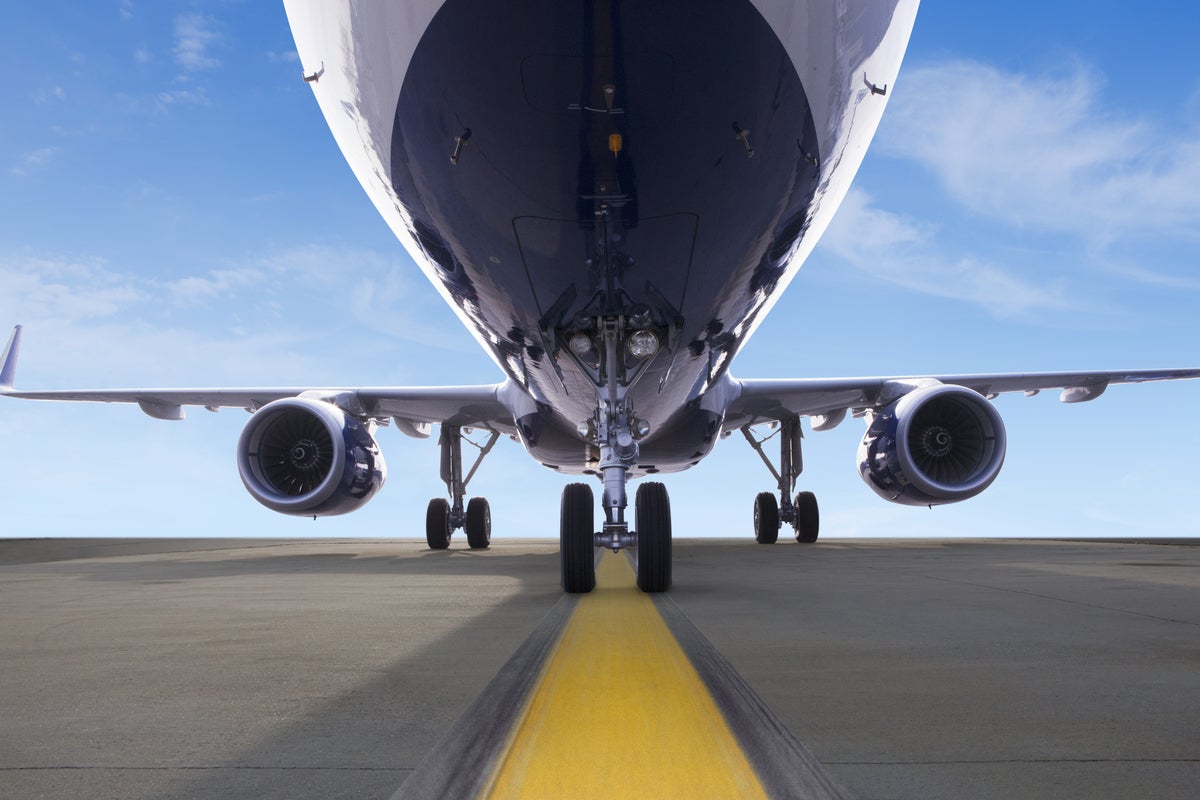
[0,326,518,433]
[723,368,1200,429]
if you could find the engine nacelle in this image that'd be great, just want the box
[237,398,386,517]
[857,384,1006,506]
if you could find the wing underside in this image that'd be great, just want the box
[723,368,1200,429]
[0,326,518,433]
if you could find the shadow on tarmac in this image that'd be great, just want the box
[160,547,560,799]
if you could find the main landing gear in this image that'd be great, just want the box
[742,417,820,544]
[425,424,499,550]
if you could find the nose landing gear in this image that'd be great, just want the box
[555,324,673,593]
[559,478,672,594]
[552,197,679,592]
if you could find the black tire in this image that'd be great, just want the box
[794,491,820,543]
[465,497,491,549]
[560,483,595,593]
[425,498,452,550]
[754,491,779,544]
[635,482,672,593]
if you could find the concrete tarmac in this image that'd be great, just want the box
[1,537,1196,799]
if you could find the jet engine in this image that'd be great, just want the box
[857,384,1006,506]
[237,398,386,516]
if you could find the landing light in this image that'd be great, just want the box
[626,329,660,359]
[568,333,594,356]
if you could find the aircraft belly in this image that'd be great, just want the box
[285,0,918,473]
[519,403,723,477]
[390,0,821,423]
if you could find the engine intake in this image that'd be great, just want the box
[237,398,386,516]
[858,384,1006,506]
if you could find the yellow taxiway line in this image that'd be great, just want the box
[482,550,768,799]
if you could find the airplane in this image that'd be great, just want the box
[3,0,1199,594]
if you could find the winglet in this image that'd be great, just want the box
[0,325,22,391]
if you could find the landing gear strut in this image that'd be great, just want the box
[425,424,499,550]
[554,193,677,592]
[742,417,820,543]
[558,319,672,593]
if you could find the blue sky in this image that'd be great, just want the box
[3,1,1198,540]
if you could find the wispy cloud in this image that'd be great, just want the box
[0,245,477,386]
[879,58,1200,243]
[33,86,66,104]
[155,88,211,109]
[0,253,316,385]
[831,56,1200,309]
[10,146,60,176]
[173,14,220,72]
[258,245,478,351]
[0,255,149,323]
[1103,263,1200,291]
[821,188,1074,316]
[167,268,264,304]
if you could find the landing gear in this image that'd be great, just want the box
[549,198,681,591]
[742,417,820,543]
[426,498,452,549]
[561,483,595,593]
[556,310,673,593]
[635,482,671,592]
[558,477,674,594]
[794,490,820,543]
[465,497,491,549]
[753,492,779,544]
[557,392,675,593]
[425,424,499,550]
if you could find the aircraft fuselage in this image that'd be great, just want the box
[284,0,917,475]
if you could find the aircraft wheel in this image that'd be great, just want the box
[560,483,595,593]
[425,498,452,550]
[635,482,672,593]
[465,497,491,549]
[794,491,820,543]
[754,491,779,544]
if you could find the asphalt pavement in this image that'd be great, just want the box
[0,537,1195,799]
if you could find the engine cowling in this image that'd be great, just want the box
[237,398,386,516]
[857,384,1006,506]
